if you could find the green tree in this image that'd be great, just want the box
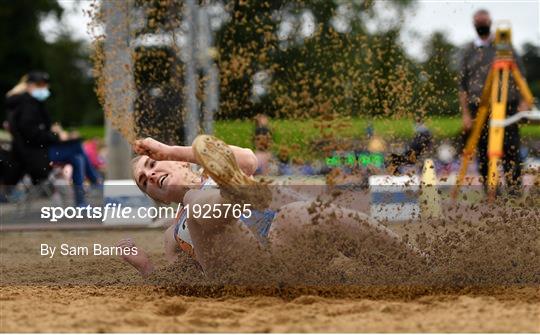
[521,42,540,101]
[0,0,101,126]
[421,31,459,116]
[44,33,102,125]
[0,0,61,121]
[215,0,417,119]
[214,0,283,118]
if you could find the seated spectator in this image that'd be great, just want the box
[387,121,433,175]
[253,114,275,175]
[253,113,272,138]
[83,138,106,172]
[6,71,102,206]
[277,147,293,176]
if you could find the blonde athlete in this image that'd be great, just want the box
[118,135,422,277]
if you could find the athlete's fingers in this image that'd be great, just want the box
[134,138,170,160]
[139,137,170,161]
[133,140,149,155]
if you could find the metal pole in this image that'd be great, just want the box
[184,0,200,144]
[197,5,218,134]
[102,0,135,179]
[205,63,219,134]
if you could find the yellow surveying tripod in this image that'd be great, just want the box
[453,24,536,201]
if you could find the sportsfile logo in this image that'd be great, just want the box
[40,203,183,222]
[40,203,254,222]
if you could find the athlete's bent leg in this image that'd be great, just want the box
[268,201,425,260]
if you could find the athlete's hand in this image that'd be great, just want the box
[133,137,173,161]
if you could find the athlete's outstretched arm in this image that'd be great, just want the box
[133,137,258,176]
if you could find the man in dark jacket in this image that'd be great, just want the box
[7,71,101,206]
[459,9,530,192]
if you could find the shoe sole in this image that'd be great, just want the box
[192,135,270,208]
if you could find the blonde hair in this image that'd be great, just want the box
[131,155,143,186]
[131,155,163,203]
[6,75,29,97]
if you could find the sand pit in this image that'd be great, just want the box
[1,228,539,333]
[2,284,538,333]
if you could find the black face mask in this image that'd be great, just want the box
[475,25,490,37]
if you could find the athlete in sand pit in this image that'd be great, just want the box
[119,135,422,278]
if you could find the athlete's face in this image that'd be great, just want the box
[132,156,200,204]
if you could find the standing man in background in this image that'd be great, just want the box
[459,9,530,193]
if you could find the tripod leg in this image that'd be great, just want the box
[511,66,534,106]
[453,69,493,199]
[487,65,510,200]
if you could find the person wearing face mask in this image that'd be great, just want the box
[6,71,102,206]
[458,9,530,194]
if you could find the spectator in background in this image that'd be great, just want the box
[387,120,433,175]
[4,75,28,132]
[83,138,106,172]
[6,71,102,206]
[253,114,275,175]
[253,113,272,139]
[458,9,530,192]
[277,147,294,176]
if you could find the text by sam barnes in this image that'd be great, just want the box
[40,243,137,258]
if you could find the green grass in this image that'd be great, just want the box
[219,117,538,159]
[72,125,105,139]
[520,122,540,139]
[76,117,539,160]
